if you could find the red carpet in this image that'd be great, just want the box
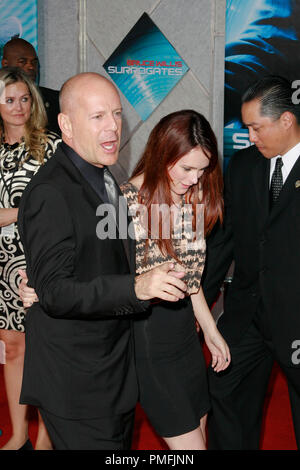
[0,361,297,450]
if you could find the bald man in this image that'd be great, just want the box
[17,73,187,450]
[2,38,60,134]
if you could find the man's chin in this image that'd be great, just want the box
[97,153,119,167]
[256,146,271,158]
[27,72,37,82]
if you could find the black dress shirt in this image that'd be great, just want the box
[61,142,109,203]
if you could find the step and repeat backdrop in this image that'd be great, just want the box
[1,0,300,171]
[0,0,37,61]
[224,0,300,170]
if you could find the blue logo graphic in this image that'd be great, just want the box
[104,13,189,121]
[0,0,37,61]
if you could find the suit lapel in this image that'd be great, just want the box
[56,148,107,213]
[252,150,270,228]
[114,182,133,270]
[268,154,300,224]
[56,146,133,270]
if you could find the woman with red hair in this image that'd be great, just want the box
[121,109,230,449]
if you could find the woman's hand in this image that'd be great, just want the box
[191,286,231,371]
[18,269,39,308]
[204,327,231,373]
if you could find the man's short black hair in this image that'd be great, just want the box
[242,75,300,124]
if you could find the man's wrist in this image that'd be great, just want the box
[133,275,150,311]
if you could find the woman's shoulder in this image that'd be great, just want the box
[120,174,143,194]
[45,130,62,145]
[44,131,61,150]
[128,174,143,189]
[120,181,138,200]
[42,131,61,162]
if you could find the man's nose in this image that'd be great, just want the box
[106,113,118,131]
[248,128,257,143]
[24,61,37,77]
[24,60,34,70]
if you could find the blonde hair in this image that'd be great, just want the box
[0,66,48,164]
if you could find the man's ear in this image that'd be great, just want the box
[1,59,8,67]
[58,112,72,138]
[280,111,294,130]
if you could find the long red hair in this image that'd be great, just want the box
[131,110,223,259]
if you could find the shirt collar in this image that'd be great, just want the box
[61,141,109,202]
[270,141,300,180]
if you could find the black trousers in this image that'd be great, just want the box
[39,408,135,450]
[207,314,300,450]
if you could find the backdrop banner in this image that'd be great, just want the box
[224,0,300,170]
[0,0,37,62]
[104,12,189,121]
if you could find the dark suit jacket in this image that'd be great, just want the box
[18,143,148,419]
[202,144,300,366]
[39,86,60,135]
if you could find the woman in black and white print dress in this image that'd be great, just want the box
[0,67,61,450]
[0,133,59,331]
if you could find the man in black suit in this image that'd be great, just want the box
[203,75,300,449]
[1,38,60,134]
[17,72,187,450]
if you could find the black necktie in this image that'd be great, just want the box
[270,157,283,207]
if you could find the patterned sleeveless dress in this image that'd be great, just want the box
[121,181,211,437]
[0,132,61,331]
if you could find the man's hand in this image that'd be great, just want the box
[18,269,39,308]
[134,262,187,302]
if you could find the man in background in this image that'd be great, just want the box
[1,37,60,134]
[203,75,300,449]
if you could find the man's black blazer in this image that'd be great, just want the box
[18,143,148,419]
[202,144,300,366]
[39,86,60,135]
